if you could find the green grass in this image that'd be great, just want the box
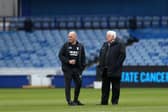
[0,88,168,112]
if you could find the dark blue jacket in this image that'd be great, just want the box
[99,38,126,77]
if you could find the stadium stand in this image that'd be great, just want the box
[0,16,168,79]
[1,0,168,88]
[3,16,168,31]
[0,28,168,69]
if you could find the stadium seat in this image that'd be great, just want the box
[0,28,168,70]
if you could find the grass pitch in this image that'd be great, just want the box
[0,88,168,112]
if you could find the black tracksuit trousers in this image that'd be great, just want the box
[101,69,121,104]
[63,68,82,103]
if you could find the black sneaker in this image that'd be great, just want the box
[96,103,108,106]
[73,100,84,106]
[100,103,108,105]
[112,102,118,105]
[100,101,108,105]
[68,101,76,106]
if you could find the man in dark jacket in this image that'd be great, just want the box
[59,31,86,106]
[99,30,126,105]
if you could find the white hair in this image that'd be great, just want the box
[69,31,77,36]
[106,30,117,38]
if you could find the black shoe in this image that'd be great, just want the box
[100,103,108,105]
[100,101,108,105]
[68,101,76,106]
[73,100,84,105]
[97,103,108,106]
[112,102,118,105]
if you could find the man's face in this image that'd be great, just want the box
[68,32,77,44]
[106,33,115,43]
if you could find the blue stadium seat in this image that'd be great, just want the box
[136,16,143,28]
[0,28,168,70]
[152,16,160,27]
[161,16,168,28]
[83,17,92,28]
[109,16,118,28]
[118,16,127,28]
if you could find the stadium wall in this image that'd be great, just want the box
[20,0,168,16]
[0,67,168,88]
[0,0,18,16]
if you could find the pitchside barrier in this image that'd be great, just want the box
[121,66,168,87]
[0,66,167,88]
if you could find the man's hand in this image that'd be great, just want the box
[69,59,76,65]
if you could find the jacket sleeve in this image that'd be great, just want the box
[116,42,126,68]
[81,45,86,70]
[97,43,106,77]
[58,43,69,64]
[98,43,106,69]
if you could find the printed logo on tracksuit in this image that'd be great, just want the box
[68,46,80,57]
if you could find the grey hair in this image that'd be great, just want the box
[106,30,117,38]
[69,31,77,35]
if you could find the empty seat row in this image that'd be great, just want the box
[1,16,168,31]
[0,28,168,68]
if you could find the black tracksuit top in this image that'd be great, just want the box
[59,41,86,72]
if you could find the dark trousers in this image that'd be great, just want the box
[63,68,82,103]
[101,69,121,104]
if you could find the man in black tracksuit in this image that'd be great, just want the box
[59,31,86,106]
[99,31,126,105]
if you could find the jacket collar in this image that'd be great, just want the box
[68,41,79,45]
